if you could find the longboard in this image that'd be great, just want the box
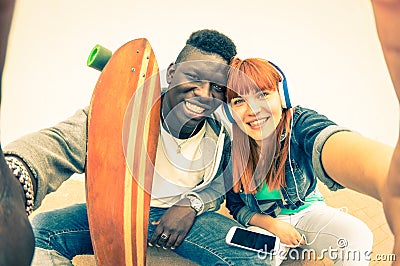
[86,38,161,265]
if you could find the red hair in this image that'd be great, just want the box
[227,58,292,194]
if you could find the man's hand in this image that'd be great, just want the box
[149,198,196,249]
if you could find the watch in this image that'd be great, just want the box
[186,195,203,214]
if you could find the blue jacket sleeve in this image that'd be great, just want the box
[292,107,348,191]
[225,189,259,226]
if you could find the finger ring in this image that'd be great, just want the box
[160,233,169,240]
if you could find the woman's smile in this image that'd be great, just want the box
[247,116,269,129]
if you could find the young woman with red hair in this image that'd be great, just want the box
[224,57,393,265]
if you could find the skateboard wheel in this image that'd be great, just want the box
[87,44,112,71]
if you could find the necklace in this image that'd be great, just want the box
[161,110,200,153]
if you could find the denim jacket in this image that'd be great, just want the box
[5,107,231,214]
[226,106,347,226]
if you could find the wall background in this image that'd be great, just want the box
[1,0,398,149]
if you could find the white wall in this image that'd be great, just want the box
[1,0,398,147]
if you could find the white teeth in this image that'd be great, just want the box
[249,118,267,126]
[186,102,205,114]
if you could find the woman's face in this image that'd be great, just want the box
[230,88,282,144]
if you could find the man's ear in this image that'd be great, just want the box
[166,62,175,84]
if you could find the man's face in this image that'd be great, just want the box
[162,52,229,136]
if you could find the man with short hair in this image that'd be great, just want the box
[3,29,268,265]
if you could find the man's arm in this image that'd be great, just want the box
[321,130,393,201]
[4,108,88,209]
[371,0,400,261]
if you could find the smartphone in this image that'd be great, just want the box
[225,226,280,254]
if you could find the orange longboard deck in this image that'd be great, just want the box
[86,38,161,266]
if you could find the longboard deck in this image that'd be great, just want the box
[86,38,160,266]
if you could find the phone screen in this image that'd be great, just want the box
[231,228,277,252]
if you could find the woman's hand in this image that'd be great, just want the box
[250,213,305,247]
[269,219,305,247]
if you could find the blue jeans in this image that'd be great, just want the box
[31,203,269,265]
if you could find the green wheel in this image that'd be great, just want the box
[87,44,112,71]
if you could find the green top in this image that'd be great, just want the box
[255,183,324,215]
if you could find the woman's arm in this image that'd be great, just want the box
[321,130,393,200]
[225,189,260,227]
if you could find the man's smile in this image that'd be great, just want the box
[185,101,205,114]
